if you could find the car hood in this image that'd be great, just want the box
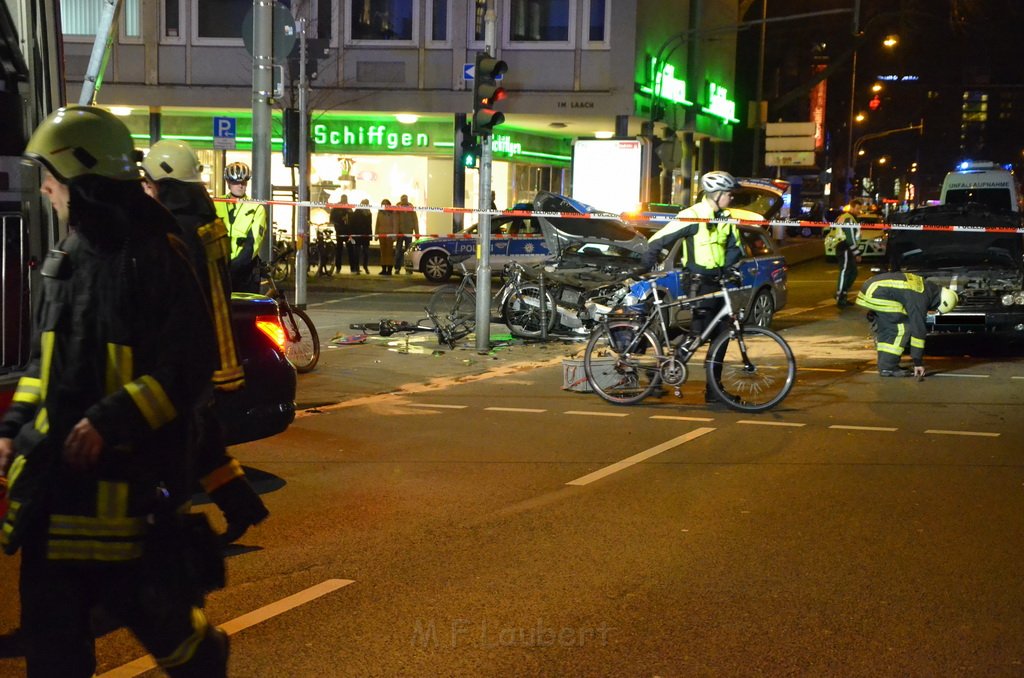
[533,191,648,258]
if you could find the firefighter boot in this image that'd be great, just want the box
[166,624,229,678]
[209,477,269,545]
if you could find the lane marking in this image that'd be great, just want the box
[406,403,468,409]
[932,373,989,379]
[98,579,354,678]
[1013,376,1024,380]
[924,429,1000,437]
[485,406,547,413]
[650,415,714,422]
[830,425,898,432]
[564,410,630,418]
[798,367,847,373]
[737,420,805,427]
[567,427,716,486]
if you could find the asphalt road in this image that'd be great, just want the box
[2,259,1023,677]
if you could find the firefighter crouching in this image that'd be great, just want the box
[142,139,270,546]
[855,271,959,378]
[0,106,228,676]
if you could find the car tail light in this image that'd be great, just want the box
[255,315,287,351]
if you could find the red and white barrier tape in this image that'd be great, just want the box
[212,197,1024,235]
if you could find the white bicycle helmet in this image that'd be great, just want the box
[700,171,739,194]
[224,161,251,183]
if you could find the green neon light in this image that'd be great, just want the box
[130,134,285,144]
[312,122,430,150]
[638,58,693,106]
[702,82,739,124]
[434,142,455,148]
[519,150,572,162]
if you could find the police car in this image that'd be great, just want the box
[407,203,548,282]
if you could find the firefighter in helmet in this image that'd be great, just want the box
[143,140,270,545]
[0,105,228,675]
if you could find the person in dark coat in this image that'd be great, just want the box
[348,199,373,274]
[329,192,353,274]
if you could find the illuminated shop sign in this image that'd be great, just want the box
[702,82,739,124]
[312,123,430,150]
[638,58,693,106]
[876,74,919,81]
[491,134,522,157]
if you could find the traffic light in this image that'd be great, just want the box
[459,123,480,168]
[472,53,507,136]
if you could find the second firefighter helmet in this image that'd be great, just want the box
[700,171,739,195]
[937,287,959,315]
[23,105,141,182]
[224,161,251,183]
[142,139,204,183]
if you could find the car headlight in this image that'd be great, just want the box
[623,293,640,307]
[1016,292,1024,305]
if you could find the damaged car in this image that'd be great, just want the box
[884,203,1024,335]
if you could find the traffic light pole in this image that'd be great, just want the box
[295,18,309,308]
[475,5,498,354]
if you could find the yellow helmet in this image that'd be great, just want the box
[142,139,203,183]
[937,287,958,314]
[23,105,141,182]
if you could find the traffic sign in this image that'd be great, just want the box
[764,151,816,168]
[464,63,474,80]
[765,135,816,152]
[213,116,237,150]
[765,121,816,137]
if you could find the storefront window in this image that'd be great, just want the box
[164,0,180,39]
[586,0,607,44]
[471,0,486,42]
[348,0,414,41]
[509,0,571,43]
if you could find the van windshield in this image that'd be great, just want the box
[944,188,1014,211]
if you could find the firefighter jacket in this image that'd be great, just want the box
[827,213,862,256]
[642,199,742,274]
[215,193,267,277]
[162,182,245,392]
[855,271,943,366]
[0,209,215,561]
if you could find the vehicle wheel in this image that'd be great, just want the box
[502,284,558,338]
[421,252,453,283]
[747,289,775,328]
[705,326,795,412]
[427,284,476,346]
[282,307,320,373]
[584,320,664,405]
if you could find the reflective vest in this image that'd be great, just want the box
[677,202,739,270]
[196,218,245,392]
[215,195,267,261]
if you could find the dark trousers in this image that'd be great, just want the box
[19,534,227,677]
[394,235,410,270]
[836,246,858,298]
[686,273,730,392]
[348,238,370,272]
[194,403,267,526]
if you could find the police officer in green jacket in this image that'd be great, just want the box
[642,171,743,402]
[0,106,228,676]
[215,161,267,293]
[855,271,959,377]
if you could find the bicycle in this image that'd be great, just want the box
[425,259,557,343]
[350,315,472,350]
[583,269,796,413]
[260,264,320,373]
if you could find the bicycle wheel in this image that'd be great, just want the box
[705,325,795,413]
[583,320,664,405]
[281,307,320,373]
[320,243,337,276]
[502,284,558,338]
[427,284,476,346]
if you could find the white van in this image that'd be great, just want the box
[940,161,1020,212]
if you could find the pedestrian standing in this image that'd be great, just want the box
[828,209,863,306]
[376,198,397,275]
[349,199,373,274]
[142,139,270,546]
[855,271,959,377]
[329,193,353,274]
[641,170,743,403]
[1,105,228,676]
[214,161,267,293]
[394,194,419,274]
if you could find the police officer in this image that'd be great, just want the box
[642,170,743,402]
[830,208,863,306]
[855,271,959,377]
[0,106,227,676]
[215,161,267,293]
[143,140,270,545]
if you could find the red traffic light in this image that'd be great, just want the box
[869,95,881,111]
